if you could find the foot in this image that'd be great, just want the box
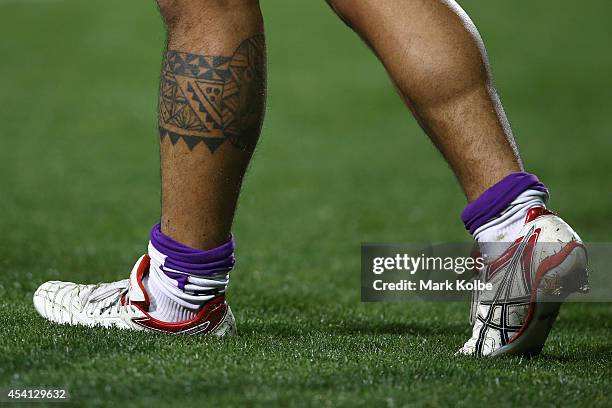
[33,255,236,336]
[458,207,590,357]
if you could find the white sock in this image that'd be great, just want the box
[474,189,548,260]
[143,242,229,323]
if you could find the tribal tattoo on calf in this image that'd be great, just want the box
[159,35,266,153]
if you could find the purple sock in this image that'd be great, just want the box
[149,224,235,290]
[461,172,548,234]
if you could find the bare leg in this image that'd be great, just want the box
[157,0,266,249]
[328,0,522,201]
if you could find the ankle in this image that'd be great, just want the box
[474,190,547,259]
[143,224,234,323]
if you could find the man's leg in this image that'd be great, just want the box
[328,0,521,201]
[327,0,589,357]
[33,0,266,331]
[158,0,266,250]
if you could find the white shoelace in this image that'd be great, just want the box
[84,281,130,317]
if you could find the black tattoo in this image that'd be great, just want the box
[159,35,266,153]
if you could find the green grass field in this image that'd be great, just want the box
[1,0,611,406]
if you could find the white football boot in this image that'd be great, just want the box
[33,255,236,336]
[458,207,590,357]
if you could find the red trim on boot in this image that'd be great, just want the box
[525,207,555,224]
[127,257,228,334]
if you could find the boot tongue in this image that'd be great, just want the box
[127,255,151,307]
